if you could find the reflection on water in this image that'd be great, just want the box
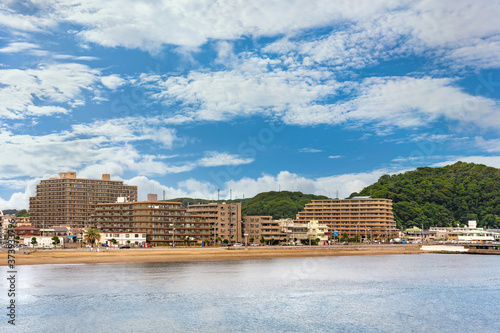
[2,254,500,332]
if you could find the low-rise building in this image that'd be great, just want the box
[279,219,308,243]
[307,220,329,243]
[101,232,147,247]
[242,216,286,244]
[22,236,64,248]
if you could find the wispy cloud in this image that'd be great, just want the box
[0,63,101,119]
[0,41,39,53]
[299,148,323,153]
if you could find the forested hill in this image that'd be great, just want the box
[349,162,500,230]
[169,191,328,219]
[241,191,328,219]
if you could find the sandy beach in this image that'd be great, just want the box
[1,244,421,266]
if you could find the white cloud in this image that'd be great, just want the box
[475,137,500,153]
[0,2,56,32]
[283,76,500,130]
[299,148,323,153]
[17,0,397,52]
[432,156,500,169]
[0,178,40,210]
[0,41,39,53]
[139,57,339,122]
[328,155,343,159]
[145,63,500,131]
[0,63,101,119]
[198,151,254,167]
[223,169,391,200]
[0,117,184,180]
[101,74,126,90]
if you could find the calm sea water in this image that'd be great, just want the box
[1,254,500,332]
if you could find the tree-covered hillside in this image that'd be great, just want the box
[241,191,328,219]
[349,162,500,230]
[169,191,327,219]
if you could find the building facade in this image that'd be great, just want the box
[90,200,211,246]
[242,216,287,244]
[187,202,242,244]
[30,172,137,229]
[296,197,398,241]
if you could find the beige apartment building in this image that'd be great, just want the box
[89,198,211,246]
[296,197,398,241]
[242,216,286,244]
[30,172,137,229]
[187,202,242,243]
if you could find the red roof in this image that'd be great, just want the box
[14,226,39,231]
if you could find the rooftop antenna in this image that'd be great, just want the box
[230,189,232,200]
[163,190,165,201]
[336,190,339,199]
[217,188,220,201]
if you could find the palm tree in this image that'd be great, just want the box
[83,228,101,247]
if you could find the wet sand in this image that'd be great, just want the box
[1,245,421,266]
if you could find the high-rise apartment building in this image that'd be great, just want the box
[89,200,211,246]
[30,172,137,229]
[187,202,242,243]
[296,197,398,241]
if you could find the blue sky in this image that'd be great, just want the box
[1,0,500,209]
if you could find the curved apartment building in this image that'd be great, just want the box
[296,196,398,241]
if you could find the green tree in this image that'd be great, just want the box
[83,228,101,246]
[249,237,254,243]
[110,238,118,247]
[31,237,37,248]
[223,239,229,244]
[216,236,222,244]
[51,236,60,247]
[260,237,266,245]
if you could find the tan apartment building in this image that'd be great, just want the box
[296,197,398,241]
[187,202,242,244]
[30,172,137,229]
[89,197,211,246]
[242,216,286,244]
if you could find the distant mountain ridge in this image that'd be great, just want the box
[349,162,500,230]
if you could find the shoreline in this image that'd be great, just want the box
[1,245,422,266]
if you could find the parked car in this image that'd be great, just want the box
[119,245,131,249]
[42,246,52,250]
[101,243,109,247]
[233,243,243,247]
[220,243,231,247]
[250,243,260,246]
[295,242,304,246]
